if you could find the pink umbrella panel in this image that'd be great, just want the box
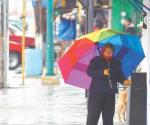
[58,38,97,89]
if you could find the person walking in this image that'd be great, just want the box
[122,18,137,35]
[86,43,131,125]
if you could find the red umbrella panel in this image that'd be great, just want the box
[58,38,96,89]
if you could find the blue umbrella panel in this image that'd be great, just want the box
[98,34,145,77]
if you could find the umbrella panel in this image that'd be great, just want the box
[58,38,96,89]
[66,46,97,89]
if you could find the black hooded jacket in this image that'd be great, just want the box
[87,56,126,94]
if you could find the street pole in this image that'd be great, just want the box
[3,0,9,87]
[42,0,59,85]
[87,0,94,33]
[21,0,26,85]
[46,0,54,75]
[85,0,94,98]
[0,0,9,88]
[0,0,4,88]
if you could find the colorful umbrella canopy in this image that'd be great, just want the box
[98,34,145,77]
[58,29,145,89]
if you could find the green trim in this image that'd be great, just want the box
[111,0,143,31]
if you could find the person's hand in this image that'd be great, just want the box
[104,69,110,76]
[124,80,132,86]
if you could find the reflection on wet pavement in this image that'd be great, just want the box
[0,78,87,125]
[0,78,126,125]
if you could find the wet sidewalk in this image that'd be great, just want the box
[0,76,127,125]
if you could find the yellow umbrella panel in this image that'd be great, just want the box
[79,28,125,43]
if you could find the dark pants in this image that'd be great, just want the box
[86,92,115,125]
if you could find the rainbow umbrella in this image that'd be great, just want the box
[58,28,145,89]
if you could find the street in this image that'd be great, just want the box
[0,72,127,125]
[0,73,87,125]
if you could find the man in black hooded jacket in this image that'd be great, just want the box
[86,43,131,125]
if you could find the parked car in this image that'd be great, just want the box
[9,35,35,69]
[8,18,35,69]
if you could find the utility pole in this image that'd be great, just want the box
[87,0,94,33]
[0,0,9,88]
[46,0,54,75]
[0,0,4,88]
[85,0,94,98]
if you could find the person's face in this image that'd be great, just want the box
[103,47,113,60]
[123,20,130,27]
